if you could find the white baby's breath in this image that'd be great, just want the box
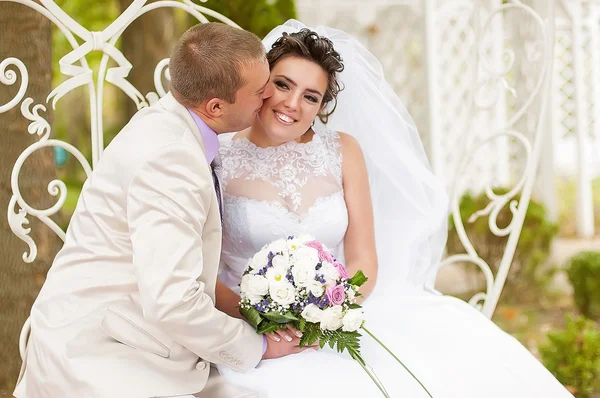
[346,286,356,303]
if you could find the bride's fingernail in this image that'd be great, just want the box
[296,331,303,338]
[285,335,292,342]
[275,336,281,342]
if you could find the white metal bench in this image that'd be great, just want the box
[0,0,555,362]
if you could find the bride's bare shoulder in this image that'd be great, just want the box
[337,131,363,157]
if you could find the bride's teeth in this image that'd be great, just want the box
[275,111,294,124]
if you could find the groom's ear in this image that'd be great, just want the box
[205,98,225,118]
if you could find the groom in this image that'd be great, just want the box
[14,23,306,398]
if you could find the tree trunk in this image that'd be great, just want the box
[0,2,61,394]
[118,0,176,124]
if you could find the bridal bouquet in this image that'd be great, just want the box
[239,235,432,398]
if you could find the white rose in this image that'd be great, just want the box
[246,259,260,274]
[320,262,340,286]
[319,305,344,331]
[266,266,288,285]
[272,254,291,270]
[246,274,269,296]
[307,279,324,297]
[250,248,270,270]
[268,238,288,254]
[293,247,320,269]
[342,309,365,332]
[269,282,297,306]
[240,275,263,305]
[292,263,316,288]
[301,304,324,323]
[240,274,250,292]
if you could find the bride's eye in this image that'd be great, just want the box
[305,95,319,103]
[275,80,289,90]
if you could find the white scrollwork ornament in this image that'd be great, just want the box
[21,98,51,140]
[146,58,171,105]
[1,0,241,266]
[445,0,552,317]
[7,196,37,263]
[0,57,28,113]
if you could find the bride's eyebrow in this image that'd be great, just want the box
[274,74,323,97]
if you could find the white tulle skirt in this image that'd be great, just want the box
[218,289,572,398]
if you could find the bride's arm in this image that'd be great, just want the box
[339,132,378,299]
[215,279,245,319]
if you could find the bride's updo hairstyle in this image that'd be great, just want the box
[267,28,344,123]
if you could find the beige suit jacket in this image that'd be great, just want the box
[14,93,263,398]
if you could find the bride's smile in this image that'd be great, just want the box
[254,56,328,147]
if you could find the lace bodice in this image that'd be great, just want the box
[218,127,348,290]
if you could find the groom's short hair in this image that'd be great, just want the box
[169,22,266,107]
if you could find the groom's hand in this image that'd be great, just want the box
[261,334,318,360]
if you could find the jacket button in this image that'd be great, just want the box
[196,361,207,371]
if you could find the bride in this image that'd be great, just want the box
[214,20,572,397]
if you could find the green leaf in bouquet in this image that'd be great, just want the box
[297,317,307,332]
[262,311,299,324]
[349,303,362,309]
[326,330,365,366]
[257,321,287,334]
[348,270,368,287]
[240,306,262,329]
[299,322,322,347]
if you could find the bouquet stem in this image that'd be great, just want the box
[357,361,390,398]
[362,326,433,398]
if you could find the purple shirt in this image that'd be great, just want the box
[187,108,267,356]
[187,109,219,163]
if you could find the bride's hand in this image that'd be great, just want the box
[262,329,319,360]
[266,325,303,343]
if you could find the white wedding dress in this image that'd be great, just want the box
[216,127,572,398]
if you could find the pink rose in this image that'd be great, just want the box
[318,249,334,264]
[326,285,346,306]
[306,241,323,251]
[333,261,349,279]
